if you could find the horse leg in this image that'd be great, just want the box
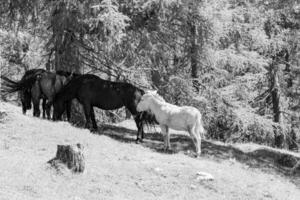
[66,101,72,122]
[45,102,51,119]
[33,101,40,117]
[189,125,201,157]
[83,102,92,130]
[140,114,145,141]
[90,106,98,132]
[42,98,47,119]
[195,123,203,156]
[165,126,170,150]
[22,103,27,115]
[160,125,170,151]
[31,81,41,117]
[134,116,143,143]
[141,126,145,141]
[45,97,54,120]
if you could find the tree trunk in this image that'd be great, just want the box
[51,2,81,74]
[291,160,300,174]
[271,62,287,148]
[284,49,292,88]
[283,49,298,150]
[190,21,199,92]
[125,108,131,119]
[48,143,85,173]
[151,69,162,89]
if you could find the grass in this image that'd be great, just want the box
[0,101,300,200]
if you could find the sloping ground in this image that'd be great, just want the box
[0,102,300,200]
[113,121,300,174]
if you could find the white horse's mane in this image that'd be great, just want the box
[154,93,165,102]
[147,91,165,102]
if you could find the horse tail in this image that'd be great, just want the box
[1,75,17,85]
[1,73,41,95]
[1,75,23,94]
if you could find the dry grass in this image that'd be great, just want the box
[0,102,299,200]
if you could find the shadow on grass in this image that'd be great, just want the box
[94,124,300,181]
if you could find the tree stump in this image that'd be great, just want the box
[290,160,300,175]
[48,143,85,173]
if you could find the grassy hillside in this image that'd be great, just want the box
[0,102,299,200]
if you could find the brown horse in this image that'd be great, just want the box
[1,69,46,115]
[30,71,76,118]
[1,70,76,119]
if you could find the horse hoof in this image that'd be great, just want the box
[163,147,172,153]
[135,139,143,144]
[91,129,98,133]
[195,153,201,158]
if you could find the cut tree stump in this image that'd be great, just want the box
[290,160,300,175]
[48,143,85,173]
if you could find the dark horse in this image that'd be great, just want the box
[1,68,46,115]
[1,69,75,119]
[20,69,46,115]
[53,74,156,142]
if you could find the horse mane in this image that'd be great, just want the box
[129,88,157,128]
[54,74,98,102]
[150,92,166,102]
[56,70,80,77]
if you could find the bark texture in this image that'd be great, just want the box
[48,143,85,173]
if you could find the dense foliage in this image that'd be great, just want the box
[0,0,299,150]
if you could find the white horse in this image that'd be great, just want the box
[137,91,205,156]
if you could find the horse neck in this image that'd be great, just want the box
[56,83,77,102]
[148,97,166,116]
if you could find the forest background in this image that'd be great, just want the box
[0,0,299,151]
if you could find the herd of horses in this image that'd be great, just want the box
[1,69,205,156]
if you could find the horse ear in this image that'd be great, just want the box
[145,90,157,95]
[150,90,157,95]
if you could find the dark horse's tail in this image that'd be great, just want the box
[1,76,37,93]
[1,73,40,94]
[0,76,18,90]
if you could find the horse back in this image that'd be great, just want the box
[22,69,45,79]
[55,74,144,113]
[180,106,202,119]
[54,74,99,103]
[71,75,142,112]
[76,78,124,109]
